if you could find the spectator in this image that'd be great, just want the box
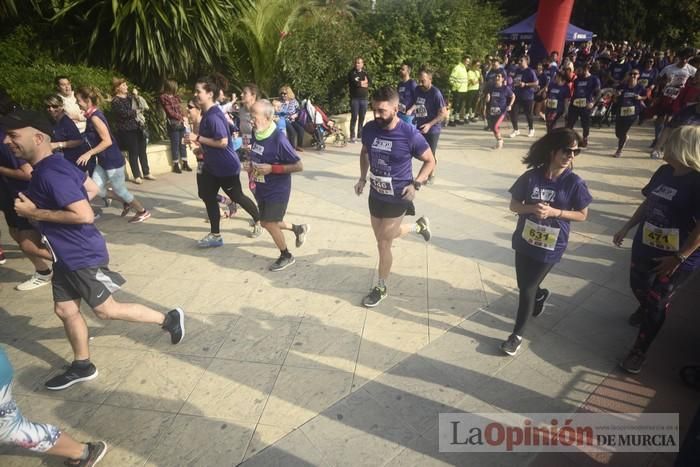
[111,78,153,184]
[348,57,371,143]
[55,76,86,133]
[159,79,191,173]
[278,85,305,152]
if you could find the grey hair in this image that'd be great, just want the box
[256,99,275,120]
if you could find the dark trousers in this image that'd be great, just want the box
[117,129,150,178]
[422,131,440,162]
[513,251,555,336]
[566,106,592,139]
[615,117,636,150]
[450,92,468,122]
[629,257,694,353]
[168,127,186,163]
[465,90,479,117]
[510,98,534,131]
[285,120,306,148]
[197,169,260,234]
[350,98,368,139]
[545,112,563,133]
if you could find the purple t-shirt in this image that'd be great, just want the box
[611,61,632,82]
[250,128,300,203]
[24,154,109,271]
[0,128,29,196]
[638,68,658,89]
[616,83,647,118]
[632,165,700,271]
[361,119,429,204]
[53,115,84,164]
[397,79,418,111]
[84,110,124,170]
[487,84,514,116]
[509,168,593,263]
[413,85,446,134]
[513,67,538,100]
[571,75,601,105]
[545,83,571,114]
[200,106,241,177]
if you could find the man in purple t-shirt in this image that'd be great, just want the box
[354,86,436,307]
[1,110,186,391]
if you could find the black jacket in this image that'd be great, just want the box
[348,68,371,99]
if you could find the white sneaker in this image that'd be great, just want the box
[528,129,535,138]
[16,271,52,291]
[509,130,520,138]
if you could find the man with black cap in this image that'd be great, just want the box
[1,109,186,391]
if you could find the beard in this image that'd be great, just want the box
[375,115,394,128]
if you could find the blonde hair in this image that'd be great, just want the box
[75,86,103,107]
[44,94,63,107]
[111,77,127,95]
[665,126,700,172]
[278,85,295,100]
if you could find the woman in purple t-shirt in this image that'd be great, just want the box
[613,126,700,374]
[502,128,593,356]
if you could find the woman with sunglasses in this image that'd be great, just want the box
[278,86,305,152]
[44,95,89,172]
[501,128,592,356]
[613,125,700,374]
[613,71,647,158]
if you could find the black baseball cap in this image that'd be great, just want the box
[0,109,54,136]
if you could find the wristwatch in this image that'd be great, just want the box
[413,180,423,191]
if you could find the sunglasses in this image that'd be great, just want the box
[562,147,581,157]
[280,92,287,95]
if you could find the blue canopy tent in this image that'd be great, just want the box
[500,14,594,42]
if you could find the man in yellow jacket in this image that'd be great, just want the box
[448,55,471,126]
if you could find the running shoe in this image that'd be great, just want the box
[269,254,295,271]
[614,150,622,158]
[162,308,185,344]
[416,217,431,242]
[648,139,657,148]
[132,177,143,185]
[197,233,223,248]
[628,307,643,327]
[0,247,6,265]
[362,286,387,308]
[509,130,520,138]
[349,138,357,144]
[580,137,589,148]
[70,440,108,466]
[500,334,522,356]
[620,349,645,374]
[128,210,151,223]
[295,224,310,247]
[532,288,550,317]
[494,139,504,150]
[650,150,662,160]
[527,129,535,138]
[45,362,98,390]
[16,270,52,291]
[93,208,102,220]
[144,174,157,180]
[249,223,263,238]
[120,203,131,217]
[103,197,112,208]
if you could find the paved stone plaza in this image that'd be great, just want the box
[1,120,698,466]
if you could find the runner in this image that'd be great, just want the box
[613,70,647,158]
[397,62,417,125]
[247,99,309,271]
[73,87,151,223]
[1,109,185,390]
[414,67,447,181]
[0,346,108,465]
[613,126,700,374]
[483,58,508,129]
[565,62,601,148]
[485,73,515,149]
[448,55,470,126]
[187,75,262,247]
[502,127,592,355]
[509,55,538,138]
[354,86,435,307]
[533,61,551,121]
[544,72,571,133]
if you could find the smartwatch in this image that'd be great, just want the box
[413,180,422,191]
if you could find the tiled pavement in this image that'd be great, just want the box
[1,119,698,466]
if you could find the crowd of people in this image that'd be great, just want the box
[0,37,698,465]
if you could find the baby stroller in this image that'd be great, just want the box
[591,88,616,128]
[299,98,347,150]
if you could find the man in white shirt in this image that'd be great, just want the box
[55,76,86,133]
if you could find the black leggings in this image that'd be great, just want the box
[566,107,592,139]
[285,120,306,148]
[510,98,534,131]
[513,251,554,336]
[197,169,260,234]
[117,129,150,178]
[615,117,636,151]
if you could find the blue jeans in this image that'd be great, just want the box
[168,127,186,163]
[92,165,135,204]
[350,98,368,139]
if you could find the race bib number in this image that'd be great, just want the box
[369,172,394,196]
[489,106,502,116]
[546,99,558,109]
[642,221,680,251]
[573,98,587,107]
[253,169,266,183]
[620,106,636,117]
[521,219,560,251]
[415,105,428,118]
[663,86,680,98]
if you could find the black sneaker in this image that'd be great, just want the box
[500,334,522,356]
[362,286,387,308]
[162,308,185,344]
[45,362,98,391]
[68,440,108,466]
[532,288,550,317]
[416,216,431,242]
[295,224,310,248]
[628,307,643,327]
[269,254,296,271]
[620,349,645,374]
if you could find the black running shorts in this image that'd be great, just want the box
[368,196,415,219]
[257,199,288,222]
[52,265,126,308]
